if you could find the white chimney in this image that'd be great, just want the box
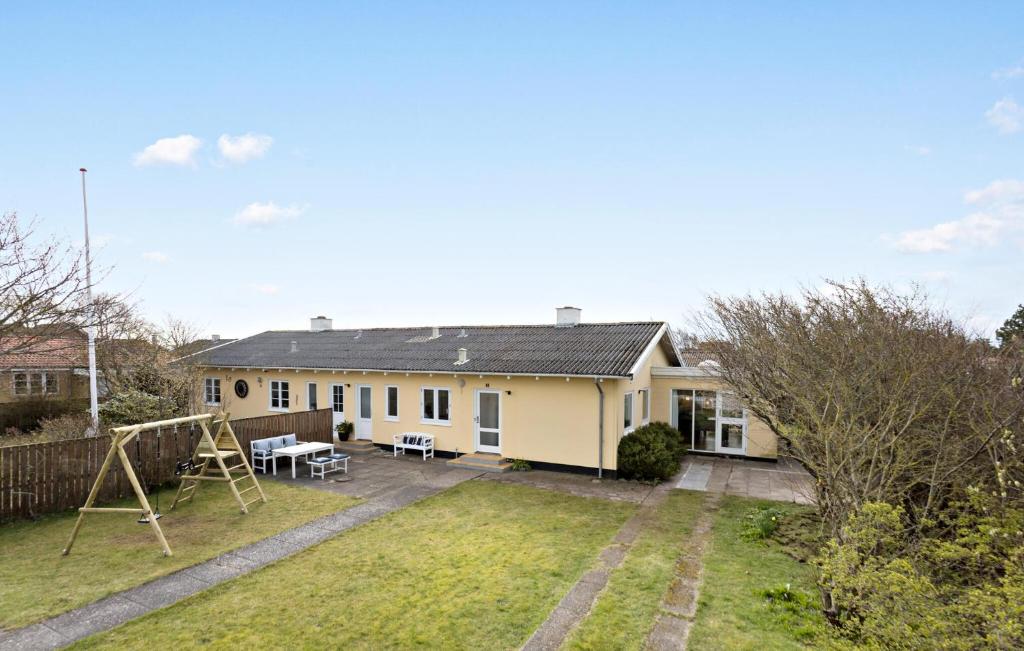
[211,334,221,342]
[430,326,441,339]
[290,340,298,353]
[556,306,581,327]
[310,316,332,331]
[455,347,469,365]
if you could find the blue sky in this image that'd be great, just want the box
[2,2,1022,338]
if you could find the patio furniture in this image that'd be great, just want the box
[272,441,335,478]
[393,432,435,460]
[309,452,350,479]
[250,433,301,473]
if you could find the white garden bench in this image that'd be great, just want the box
[393,432,435,460]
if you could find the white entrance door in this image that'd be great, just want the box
[330,384,345,430]
[475,389,501,454]
[716,393,746,454]
[356,385,373,440]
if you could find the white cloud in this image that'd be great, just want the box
[142,251,170,263]
[217,133,273,163]
[233,201,307,226]
[985,98,1023,134]
[992,65,1024,80]
[964,179,1024,205]
[892,213,1004,253]
[890,178,1024,254]
[250,284,280,296]
[133,135,203,167]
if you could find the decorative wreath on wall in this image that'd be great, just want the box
[234,379,249,399]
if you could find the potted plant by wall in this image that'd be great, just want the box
[335,421,354,442]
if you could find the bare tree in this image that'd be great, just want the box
[0,212,94,366]
[694,280,1024,540]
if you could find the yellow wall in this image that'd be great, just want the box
[200,366,632,471]
[650,374,777,459]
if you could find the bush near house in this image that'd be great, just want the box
[97,389,179,427]
[0,397,89,433]
[617,422,684,481]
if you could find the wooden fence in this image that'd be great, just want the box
[0,408,333,522]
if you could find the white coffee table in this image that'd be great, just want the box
[272,442,335,478]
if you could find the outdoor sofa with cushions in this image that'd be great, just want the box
[250,433,300,473]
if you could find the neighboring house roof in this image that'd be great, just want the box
[191,323,676,378]
[679,349,719,367]
[0,335,87,370]
[175,338,237,357]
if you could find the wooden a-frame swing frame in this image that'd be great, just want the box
[62,413,266,557]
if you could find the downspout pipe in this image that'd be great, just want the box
[594,379,604,479]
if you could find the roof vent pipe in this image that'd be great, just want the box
[455,347,469,365]
[211,334,221,342]
[457,328,468,338]
[290,340,298,353]
[556,306,581,327]
[310,316,332,331]
[430,326,441,339]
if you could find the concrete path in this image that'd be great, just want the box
[0,464,480,651]
[644,491,722,650]
[521,476,677,650]
[677,455,814,504]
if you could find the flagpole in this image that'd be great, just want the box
[80,168,99,435]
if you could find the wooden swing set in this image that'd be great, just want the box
[62,413,267,557]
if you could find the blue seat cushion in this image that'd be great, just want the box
[310,457,332,464]
[252,449,271,457]
[252,439,272,452]
[282,433,298,446]
[328,453,350,460]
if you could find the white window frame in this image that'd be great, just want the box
[639,388,650,425]
[385,385,400,421]
[269,379,290,412]
[204,377,221,406]
[306,382,318,411]
[623,391,635,434]
[12,371,59,397]
[420,386,452,426]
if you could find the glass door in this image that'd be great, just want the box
[330,384,345,430]
[716,393,746,454]
[475,390,501,454]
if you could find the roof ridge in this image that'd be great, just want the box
[261,321,666,334]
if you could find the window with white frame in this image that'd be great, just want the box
[639,388,650,424]
[12,372,59,396]
[307,382,318,410]
[386,385,399,420]
[270,380,290,410]
[204,377,221,405]
[421,387,450,424]
[623,391,634,432]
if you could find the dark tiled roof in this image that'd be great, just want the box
[679,349,719,367]
[193,323,670,377]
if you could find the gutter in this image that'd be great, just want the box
[594,379,604,479]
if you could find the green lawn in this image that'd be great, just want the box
[688,496,828,650]
[0,480,358,630]
[72,480,636,650]
[564,489,705,650]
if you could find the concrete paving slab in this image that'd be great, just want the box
[0,624,67,650]
[121,573,211,610]
[34,596,150,643]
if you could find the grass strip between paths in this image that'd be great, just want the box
[564,489,706,650]
[687,495,827,650]
[72,480,636,650]
[0,481,359,630]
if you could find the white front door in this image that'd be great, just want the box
[330,384,345,430]
[475,389,501,454]
[716,393,746,454]
[356,384,373,440]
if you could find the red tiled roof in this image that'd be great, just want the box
[0,335,87,370]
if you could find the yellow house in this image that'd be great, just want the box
[189,308,777,476]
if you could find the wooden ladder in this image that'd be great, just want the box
[170,414,267,514]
